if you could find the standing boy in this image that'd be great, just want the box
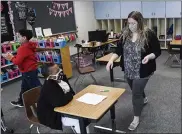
[4,29,41,108]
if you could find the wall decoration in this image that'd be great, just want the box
[7,1,15,37]
[1,2,4,12]
[48,2,73,18]
[15,2,27,20]
[1,14,8,34]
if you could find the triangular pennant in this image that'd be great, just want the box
[61,4,65,10]
[62,11,65,17]
[57,3,61,10]
[66,10,69,15]
[65,3,68,9]
[49,8,53,15]
[54,10,57,17]
[58,11,62,17]
[52,2,56,9]
[69,7,72,13]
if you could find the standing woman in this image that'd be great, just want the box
[106,11,161,130]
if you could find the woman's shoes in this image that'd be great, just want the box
[128,120,140,131]
[144,97,148,104]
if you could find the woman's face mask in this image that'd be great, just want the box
[129,23,138,33]
[128,18,138,33]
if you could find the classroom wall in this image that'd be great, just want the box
[69,1,96,55]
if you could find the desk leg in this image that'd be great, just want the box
[110,67,114,87]
[94,104,126,133]
[79,118,87,134]
[110,105,116,131]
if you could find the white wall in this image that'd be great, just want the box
[69,1,96,55]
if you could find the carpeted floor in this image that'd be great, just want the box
[1,51,181,133]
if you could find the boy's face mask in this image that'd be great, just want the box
[48,69,63,80]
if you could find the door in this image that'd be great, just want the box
[121,1,142,19]
[166,1,182,18]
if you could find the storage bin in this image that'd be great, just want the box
[1,44,12,53]
[38,40,46,48]
[1,72,9,83]
[53,55,61,64]
[8,69,19,79]
[39,54,46,62]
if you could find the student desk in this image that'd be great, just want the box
[75,39,119,64]
[54,85,126,134]
[96,53,125,86]
[170,40,182,67]
[170,40,182,60]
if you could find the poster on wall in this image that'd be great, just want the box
[1,14,8,35]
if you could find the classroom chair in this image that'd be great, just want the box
[22,86,42,133]
[164,41,181,66]
[22,86,78,134]
[74,44,97,92]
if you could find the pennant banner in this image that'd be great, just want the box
[57,3,60,10]
[66,10,69,15]
[49,8,53,15]
[65,3,68,9]
[69,7,72,13]
[62,11,65,17]
[61,4,65,10]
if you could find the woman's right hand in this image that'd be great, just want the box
[106,60,113,71]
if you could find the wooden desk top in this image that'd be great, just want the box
[81,39,119,48]
[96,53,120,63]
[170,40,182,45]
[54,85,125,120]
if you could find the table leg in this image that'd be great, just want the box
[79,118,87,134]
[110,67,114,87]
[94,104,126,133]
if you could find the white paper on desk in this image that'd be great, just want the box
[35,27,43,37]
[43,28,52,37]
[76,93,107,105]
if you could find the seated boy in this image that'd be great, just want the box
[37,63,86,133]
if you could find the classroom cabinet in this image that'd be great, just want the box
[142,1,165,18]
[93,1,120,19]
[120,1,142,19]
[166,1,182,18]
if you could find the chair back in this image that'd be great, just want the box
[22,86,41,122]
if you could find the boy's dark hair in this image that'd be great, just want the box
[41,63,63,78]
[19,29,33,40]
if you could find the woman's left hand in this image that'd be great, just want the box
[142,53,156,64]
[142,56,149,64]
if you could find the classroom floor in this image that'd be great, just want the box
[1,51,181,133]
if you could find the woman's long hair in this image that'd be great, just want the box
[121,11,150,46]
